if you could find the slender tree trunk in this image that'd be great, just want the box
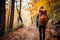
[19,0,24,26]
[19,0,22,22]
[0,0,5,38]
[9,0,15,32]
[16,0,24,26]
[18,12,24,26]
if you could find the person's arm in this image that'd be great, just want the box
[36,15,39,27]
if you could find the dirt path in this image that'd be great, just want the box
[2,25,39,40]
[2,24,59,40]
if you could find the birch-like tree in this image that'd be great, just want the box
[16,0,24,27]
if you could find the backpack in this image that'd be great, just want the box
[39,14,48,26]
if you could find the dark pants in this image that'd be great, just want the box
[39,25,46,40]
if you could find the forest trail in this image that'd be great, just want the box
[1,24,58,40]
[2,25,40,40]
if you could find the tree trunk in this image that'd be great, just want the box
[18,0,24,26]
[9,0,15,32]
[0,0,5,38]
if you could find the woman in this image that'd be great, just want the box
[36,6,49,40]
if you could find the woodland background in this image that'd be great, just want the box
[0,0,60,40]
